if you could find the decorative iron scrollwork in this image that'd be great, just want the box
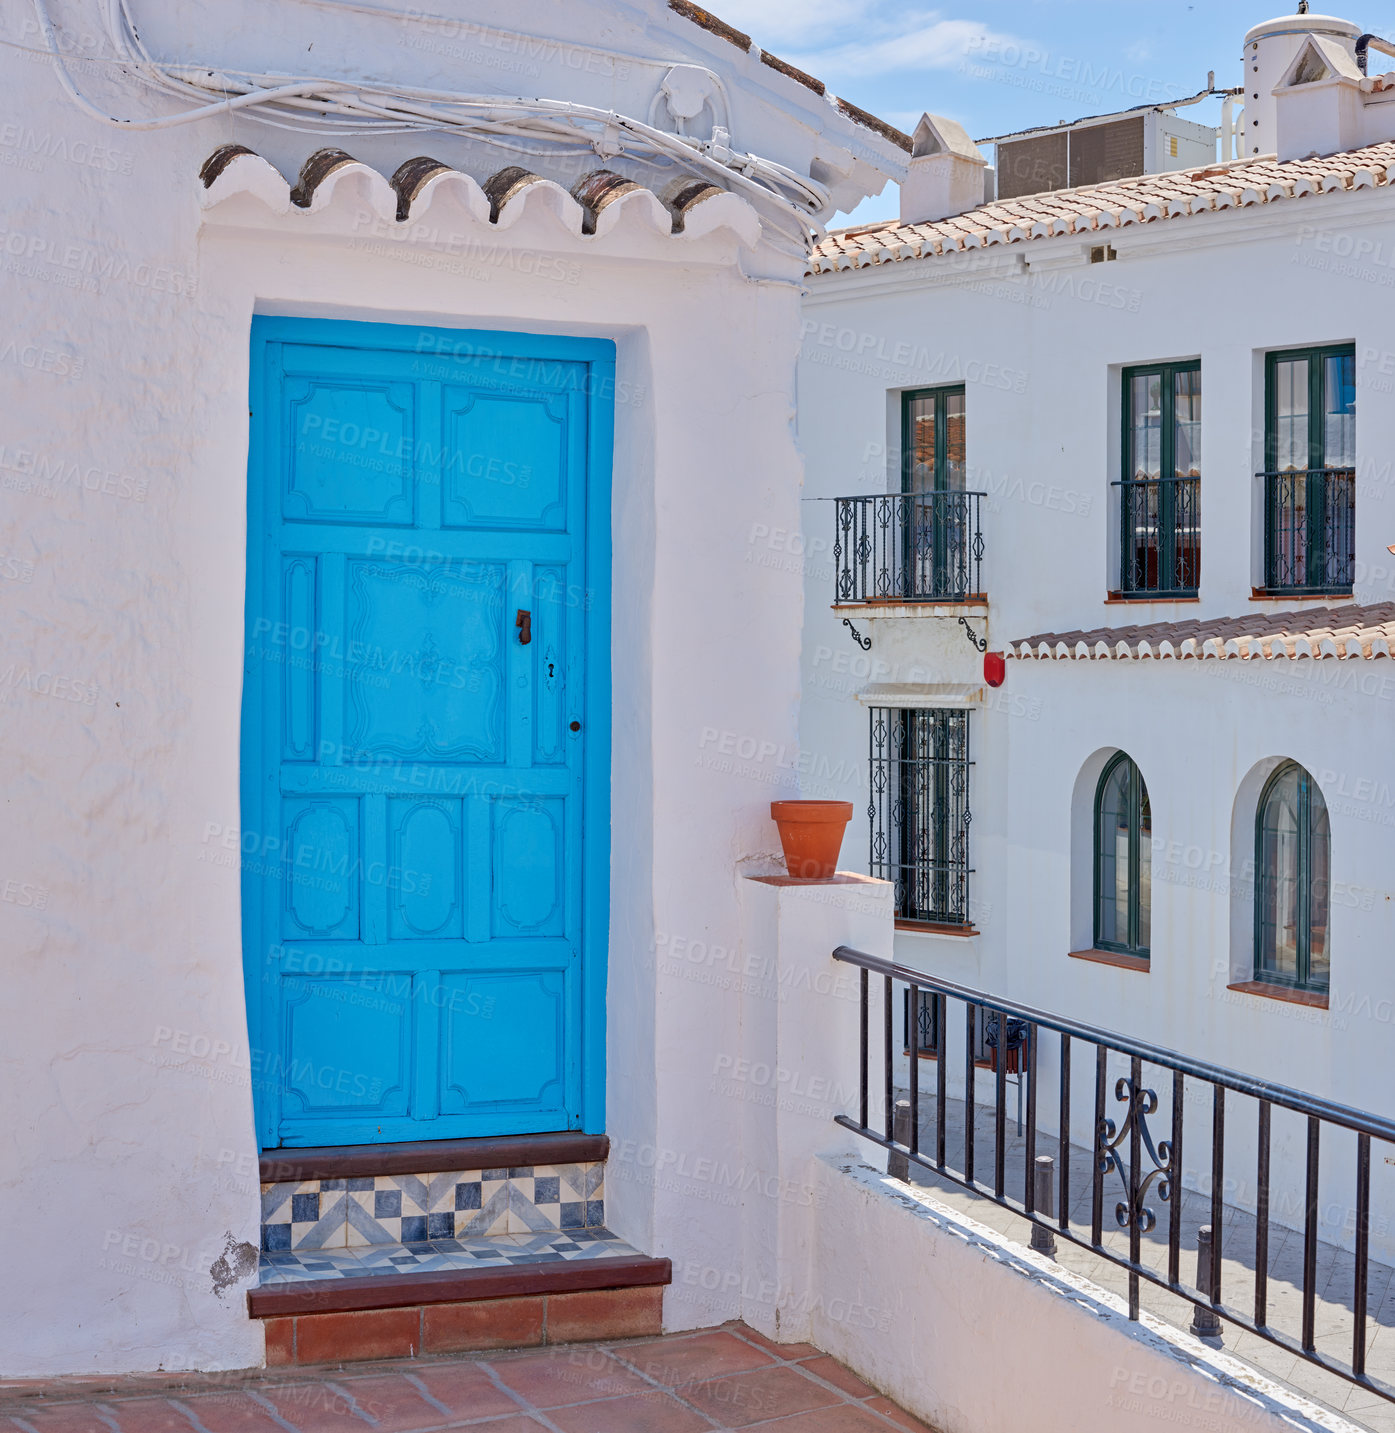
[842,617,871,651]
[958,616,986,652]
[1096,1077,1175,1233]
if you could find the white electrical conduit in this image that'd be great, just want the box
[30,0,829,252]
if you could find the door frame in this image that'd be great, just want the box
[241,315,614,1149]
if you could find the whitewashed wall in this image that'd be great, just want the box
[0,0,903,1377]
[796,186,1395,1248]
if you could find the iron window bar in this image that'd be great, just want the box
[834,492,986,604]
[834,945,1395,1406]
[869,708,973,927]
[1118,361,1202,597]
[1260,467,1356,594]
[1112,474,1201,597]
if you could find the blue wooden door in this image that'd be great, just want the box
[242,318,611,1148]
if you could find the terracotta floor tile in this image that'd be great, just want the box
[467,1419,550,1432]
[169,1392,293,1431]
[680,1365,840,1426]
[257,1382,377,1429]
[546,1390,711,1433]
[797,1355,877,1399]
[757,1405,903,1433]
[622,1330,776,1387]
[724,1325,822,1362]
[403,1364,523,1420]
[328,1374,445,1429]
[866,1395,938,1431]
[488,1347,651,1408]
[3,1410,127,1433]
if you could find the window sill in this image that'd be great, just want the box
[1250,588,1352,602]
[833,596,989,610]
[896,919,979,937]
[1105,592,1199,605]
[1068,947,1150,973]
[1226,980,1329,1010]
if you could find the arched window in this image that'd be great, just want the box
[1255,762,1330,991]
[1094,753,1151,959]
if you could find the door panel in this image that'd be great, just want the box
[243,319,612,1148]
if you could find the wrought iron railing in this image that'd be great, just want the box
[832,946,1395,1406]
[1262,468,1356,593]
[1114,474,1200,596]
[834,492,985,604]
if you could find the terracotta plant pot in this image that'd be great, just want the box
[770,800,853,880]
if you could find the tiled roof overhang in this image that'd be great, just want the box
[198,145,763,247]
[809,140,1395,273]
[1009,603,1395,661]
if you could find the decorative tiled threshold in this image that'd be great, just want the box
[261,1162,605,1250]
[260,1227,635,1285]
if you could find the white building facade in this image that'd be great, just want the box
[0,0,907,1378]
[798,9,1395,1258]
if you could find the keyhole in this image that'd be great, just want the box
[548,662,555,678]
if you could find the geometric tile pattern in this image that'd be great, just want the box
[258,1226,633,1284]
[261,1161,605,1251]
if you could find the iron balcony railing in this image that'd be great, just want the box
[832,945,1395,1407]
[834,491,985,604]
[1262,467,1356,594]
[1113,473,1200,596]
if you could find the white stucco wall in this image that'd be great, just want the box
[795,180,1395,1253]
[809,1156,1362,1433]
[0,0,903,1376]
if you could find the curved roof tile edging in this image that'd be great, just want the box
[199,146,763,248]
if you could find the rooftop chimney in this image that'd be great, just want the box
[900,113,988,225]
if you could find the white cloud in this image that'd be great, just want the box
[792,16,1022,78]
[712,3,1020,80]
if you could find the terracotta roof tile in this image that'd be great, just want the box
[810,141,1395,273]
[1009,602,1395,661]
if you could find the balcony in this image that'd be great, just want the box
[834,491,985,605]
[1262,467,1356,596]
[1114,473,1201,598]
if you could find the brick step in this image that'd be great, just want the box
[250,1244,671,1365]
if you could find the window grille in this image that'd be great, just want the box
[1262,345,1356,594]
[869,707,973,926]
[1116,361,1201,596]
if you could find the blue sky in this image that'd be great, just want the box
[714,0,1361,223]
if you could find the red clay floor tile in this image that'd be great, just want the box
[680,1364,841,1426]
[327,1373,446,1429]
[621,1330,776,1387]
[866,1394,938,1431]
[256,1381,378,1429]
[797,1354,878,1399]
[487,1347,652,1408]
[724,1324,822,1362]
[0,1326,931,1433]
[3,1410,127,1433]
[402,1363,524,1420]
[546,1389,713,1433]
[165,1392,294,1432]
[758,1404,906,1433]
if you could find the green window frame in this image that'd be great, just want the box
[1118,361,1201,597]
[1254,761,1330,992]
[1094,752,1151,959]
[902,386,966,497]
[1262,344,1356,594]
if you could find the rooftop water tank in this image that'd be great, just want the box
[1242,9,1362,155]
